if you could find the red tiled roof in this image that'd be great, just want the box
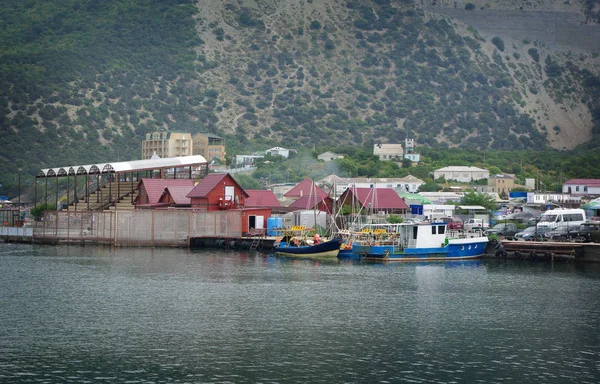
[351,187,409,210]
[564,179,600,187]
[162,186,194,205]
[187,173,227,198]
[288,195,330,209]
[284,178,328,199]
[138,178,194,204]
[246,190,281,208]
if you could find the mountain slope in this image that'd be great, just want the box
[0,0,599,195]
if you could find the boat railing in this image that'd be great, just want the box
[447,229,486,239]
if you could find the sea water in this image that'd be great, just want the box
[0,243,599,383]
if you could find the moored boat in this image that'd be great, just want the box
[273,226,342,258]
[352,221,488,262]
[274,237,343,258]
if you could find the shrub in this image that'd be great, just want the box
[528,48,540,62]
[492,36,505,52]
[465,3,475,11]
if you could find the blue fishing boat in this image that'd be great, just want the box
[274,237,343,258]
[352,221,488,262]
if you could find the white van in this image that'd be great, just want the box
[536,208,586,231]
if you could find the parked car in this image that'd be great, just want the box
[505,212,536,224]
[464,218,489,231]
[484,222,519,240]
[569,221,600,243]
[438,217,463,230]
[514,226,549,241]
[543,227,573,242]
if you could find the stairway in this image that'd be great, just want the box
[68,181,139,211]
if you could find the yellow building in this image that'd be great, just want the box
[141,132,192,159]
[488,174,515,195]
[192,133,226,162]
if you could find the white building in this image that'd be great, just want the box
[266,147,291,158]
[403,138,420,163]
[373,143,404,161]
[235,154,264,168]
[433,166,489,182]
[562,179,600,196]
[317,151,343,162]
[527,193,582,205]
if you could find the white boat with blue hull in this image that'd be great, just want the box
[352,221,488,262]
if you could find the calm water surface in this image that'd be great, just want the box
[1,243,599,383]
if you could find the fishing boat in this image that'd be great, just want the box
[274,226,342,258]
[352,221,488,262]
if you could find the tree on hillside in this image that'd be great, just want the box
[459,191,498,212]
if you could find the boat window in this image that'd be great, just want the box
[431,226,436,235]
[413,226,418,239]
[439,226,445,235]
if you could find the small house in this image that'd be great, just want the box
[283,178,329,202]
[157,186,194,207]
[317,151,343,162]
[186,173,248,211]
[135,179,195,208]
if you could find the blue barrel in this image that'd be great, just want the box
[267,217,283,236]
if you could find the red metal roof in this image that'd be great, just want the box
[246,190,281,208]
[138,178,194,204]
[564,179,600,187]
[349,187,409,210]
[162,186,194,205]
[288,194,330,209]
[186,173,249,198]
[284,178,328,199]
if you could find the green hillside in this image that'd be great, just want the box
[1,0,599,196]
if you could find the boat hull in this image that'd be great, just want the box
[274,238,342,258]
[357,237,488,262]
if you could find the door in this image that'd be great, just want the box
[248,215,264,230]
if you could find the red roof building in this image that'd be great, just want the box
[284,178,329,200]
[288,194,333,213]
[135,179,195,207]
[246,190,281,208]
[186,173,249,211]
[562,179,600,196]
[337,187,409,214]
[158,186,194,207]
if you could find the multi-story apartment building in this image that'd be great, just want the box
[192,133,226,162]
[141,132,226,161]
[141,132,192,159]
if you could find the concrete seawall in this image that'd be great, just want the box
[425,7,600,51]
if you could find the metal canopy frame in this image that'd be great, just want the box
[33,156,208,215]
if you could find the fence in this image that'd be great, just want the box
[34,210,243,246]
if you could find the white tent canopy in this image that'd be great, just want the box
[37,156,207,178]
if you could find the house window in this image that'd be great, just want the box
[576,186,580,192]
